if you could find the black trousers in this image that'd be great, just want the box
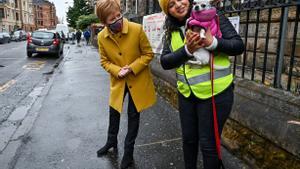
[178,85,234,169]
[107,86,140,154]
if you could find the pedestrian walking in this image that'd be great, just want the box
[83,29,91,45]
[158,0,244,169]
[75,29,82,45]
[95,0,156,169]
[71,32,76,44]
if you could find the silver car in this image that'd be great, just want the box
[11,30,27,41]
[0,32,11,44]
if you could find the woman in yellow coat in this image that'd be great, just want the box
[95,0,156,168]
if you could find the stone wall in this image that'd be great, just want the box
[150,55,300,169]
[232,7,300,91]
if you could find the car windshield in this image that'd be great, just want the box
[32,32,54,39]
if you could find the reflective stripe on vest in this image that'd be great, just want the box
[171,31,233,99]
[177,67,231,85]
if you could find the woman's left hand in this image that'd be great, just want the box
[199,28,213,47]
[118,65,132,78]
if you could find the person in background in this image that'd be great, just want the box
[158,0,244,169]
[61,31,66,43]
[95,0,156,168]
[83,29,91,45]
[75,29,82,45]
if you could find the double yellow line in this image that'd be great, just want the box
[0,80,17,93]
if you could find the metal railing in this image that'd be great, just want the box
[223,0,300,94]
[132,0,300,94]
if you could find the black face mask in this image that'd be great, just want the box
[108,17,123,33]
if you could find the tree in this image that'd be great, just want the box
[66,0,94,28]
[76,14,99,30]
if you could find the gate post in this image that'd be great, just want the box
[274,0,289,88]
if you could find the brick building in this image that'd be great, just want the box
[0,0,35,32]
[33,0,57,30]
[22,0,35,31]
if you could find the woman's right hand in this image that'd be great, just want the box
[118,65,132,78]
[186,30,202,54]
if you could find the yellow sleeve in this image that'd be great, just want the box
[98,34,121,78]
[129,26,154,75]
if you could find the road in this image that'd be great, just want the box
[0,41,63,123]
[0,40,66,169]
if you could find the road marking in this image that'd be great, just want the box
[0,57,20,59]
[65,46,71,57]
[288,120,300,125]
[23,61,46,70]
[136,138,182,148]
[0,80,17,92]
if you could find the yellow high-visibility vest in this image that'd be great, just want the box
[171,31,233,99]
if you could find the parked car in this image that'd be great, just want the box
[26,30,64,58]
[11,30,27,41]
[0,32,11,44]
[55,24,69,41]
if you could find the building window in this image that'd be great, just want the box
[15,0,18,8]
[16,12,19,20]
[0,8,4,19]
[123,0,126,11]
[153,0,161,13]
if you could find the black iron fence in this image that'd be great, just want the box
[133,0,300,94]
[222,0,300,94]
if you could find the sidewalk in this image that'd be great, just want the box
[11,44,249,169]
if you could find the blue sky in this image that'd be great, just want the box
[48,0,73,24]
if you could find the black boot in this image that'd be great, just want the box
[120,151,133,169]
[97,107,120,157]
[97,141,117,157]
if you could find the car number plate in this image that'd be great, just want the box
[36,47,49,52]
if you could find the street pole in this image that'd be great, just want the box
[19,0,23,29]
[274,0,289,88]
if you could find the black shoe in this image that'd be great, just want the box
[97,143,117,157]
[120,153,133,169]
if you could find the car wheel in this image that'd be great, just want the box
[27,52,32,57]
[55,52,60,58]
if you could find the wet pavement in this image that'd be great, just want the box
[0,41,63,124]
[7,43,249,169]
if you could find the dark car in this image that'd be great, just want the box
[27,31,64,57]
[0,32,11,44]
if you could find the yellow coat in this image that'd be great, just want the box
[98,18,156,113]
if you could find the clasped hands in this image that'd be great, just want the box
[118,65,132,78]
[186,28,214,54]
